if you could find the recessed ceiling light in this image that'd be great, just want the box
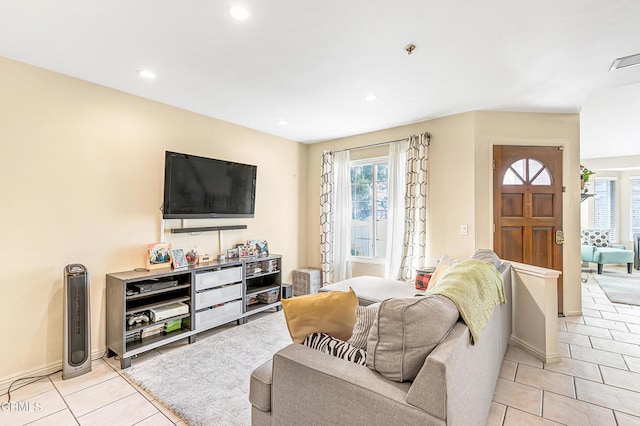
[229,5,250,20]
[137,69,155,79]
[278,120,288,126]
[365,94,378,102]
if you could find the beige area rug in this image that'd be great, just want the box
[595,271,640,306]
[123,310,291,426]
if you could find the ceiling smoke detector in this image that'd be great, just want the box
[609,52,640,71]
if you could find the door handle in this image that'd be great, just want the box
[555,230,564,245]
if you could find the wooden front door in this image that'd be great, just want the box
[493,145,564,314]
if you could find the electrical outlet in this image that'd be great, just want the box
[460,224,468,236]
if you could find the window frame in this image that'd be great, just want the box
[349,156,389,262]
[593,177,617,243]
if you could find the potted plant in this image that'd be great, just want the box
[580,165,595,191]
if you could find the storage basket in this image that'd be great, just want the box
[245,262,261,277]
[257,289,279,304]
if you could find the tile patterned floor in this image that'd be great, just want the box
[488,266,640,425]
[2,267,640,425]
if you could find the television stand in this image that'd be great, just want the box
[106,255,282,368]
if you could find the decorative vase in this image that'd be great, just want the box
[580,175,585,190]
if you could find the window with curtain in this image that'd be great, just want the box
[631,177,640,238]
[594,177,617,242]
[350,157,388,259]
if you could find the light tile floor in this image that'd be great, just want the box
[488,265,640,425]
[2,267,640,425]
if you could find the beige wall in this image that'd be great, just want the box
[1,54,584,386]
[0,57,306,385]
[305,111,581,315]
[473,111,582,316]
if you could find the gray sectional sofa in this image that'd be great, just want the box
[249,258,512,425]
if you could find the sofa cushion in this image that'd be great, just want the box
[471,249,503,269]
[347,303,380,349]
[319,276,419,305]
[303,332,367,365]
[281,288,357,343]
[582,229,610,247]
[427,254,462,289]
[366,295,459,382]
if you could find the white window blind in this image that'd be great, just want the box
[631,177,640,239]
[594,178,617,242]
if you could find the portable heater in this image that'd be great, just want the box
[62,264,92,379]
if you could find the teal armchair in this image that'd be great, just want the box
[581,229,633,274]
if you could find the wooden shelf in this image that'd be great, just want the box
[580,193,596,203]
[125,313,191,333]
[246,285,280,297]
[126,295,190,315]
[126,328,191,352]
[126,283,190,300]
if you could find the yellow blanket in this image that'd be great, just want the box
[425,259,505,344]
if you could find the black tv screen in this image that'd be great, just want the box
[162,151,257,219]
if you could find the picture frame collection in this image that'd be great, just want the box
[146,239,269,270]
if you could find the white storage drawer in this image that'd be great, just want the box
[195,267,242,291]
[195,300,243,331]
[195,283,242,310]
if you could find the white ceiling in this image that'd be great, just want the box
[1,1,640,154]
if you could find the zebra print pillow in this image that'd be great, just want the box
[303,332,367,365]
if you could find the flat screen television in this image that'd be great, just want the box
[162,151,257,219]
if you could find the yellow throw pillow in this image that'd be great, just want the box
[281,289,358,344]
[426,264,450,290]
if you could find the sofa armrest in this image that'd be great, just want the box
[249,359,273,412]
[269,344,439,425]
[407,316,502,426]
[581,245,596,262]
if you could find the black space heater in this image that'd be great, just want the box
[63,264,92,379]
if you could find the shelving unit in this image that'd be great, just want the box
[106,254,282,368]
[244,257,282,317]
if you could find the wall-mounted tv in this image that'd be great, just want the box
[162,151,257,219]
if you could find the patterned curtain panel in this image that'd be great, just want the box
[398,133,430,281]
[320,151,335,286]
[319,150,352,285]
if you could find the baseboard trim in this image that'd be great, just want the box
[510,336,561,364]
[0,348,107,393]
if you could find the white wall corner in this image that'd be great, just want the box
[509,262,561,364]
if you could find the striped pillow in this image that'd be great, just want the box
[303,332,367,365]
[347,303,380,350]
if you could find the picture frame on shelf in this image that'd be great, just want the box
[248,240,269,257]
[226,248,239,259]
[146,243,172,270]
[171,248,188,269]
[236,244,252,258]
